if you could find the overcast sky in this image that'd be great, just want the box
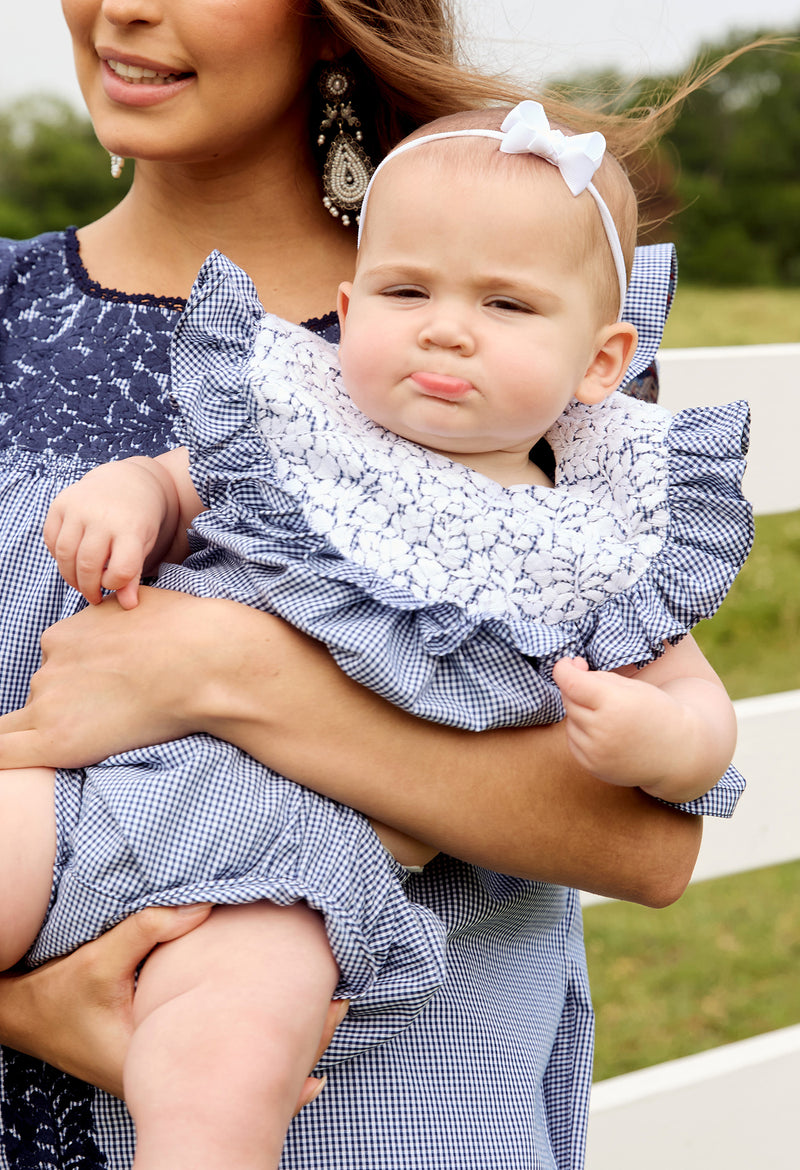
[3,0,798,108]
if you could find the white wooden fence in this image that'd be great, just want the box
[585,344,800,1170]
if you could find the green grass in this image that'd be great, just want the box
[586,860,800,1081]
[587,507,800,1082]
[660,294,800,699]
[662,286,800,348]
[694,510,800,699]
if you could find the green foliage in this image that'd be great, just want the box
[550,29,800,287]
[0,94,129,239]
[659,30,800,286]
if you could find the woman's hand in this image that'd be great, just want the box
[0,906,212,1096]
[0,904,348,1110]
[0,590,218,768]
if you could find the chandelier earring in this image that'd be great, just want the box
[109,153,125,180]
[315,61,375,228]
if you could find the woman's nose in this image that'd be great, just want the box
[100,0,164,29]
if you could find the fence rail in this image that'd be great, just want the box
[585,344,799,1169]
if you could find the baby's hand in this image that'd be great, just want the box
[552,656,690,790]
[44,458,175,610]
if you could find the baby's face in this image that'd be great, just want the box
[338,149,614,462]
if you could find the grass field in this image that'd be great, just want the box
[588,291,800,1082]
[662,286,800,348]
[695,510,800,700]
[586,860,800,1082]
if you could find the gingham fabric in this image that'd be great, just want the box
[37,733,448,1040]
[0,232,745,1170]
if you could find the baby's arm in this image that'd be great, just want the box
[44,449,204,610]
[552,635,737,803]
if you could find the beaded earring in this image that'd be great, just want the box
[109,154,125,180]
[316,62,375,228]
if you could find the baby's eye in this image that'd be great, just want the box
[381,286,428,301]
[487,297,534,314]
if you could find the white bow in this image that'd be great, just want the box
[500,101,606,196]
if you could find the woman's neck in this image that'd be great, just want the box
[76,151,357,322]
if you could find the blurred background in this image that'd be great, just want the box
[3,0,798,1091]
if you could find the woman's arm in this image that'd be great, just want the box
[0,589,701,906]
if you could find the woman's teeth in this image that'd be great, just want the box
[107,59,184,85]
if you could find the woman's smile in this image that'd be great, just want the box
[106,58,191,86]
[100,54,196,108]
[63,0,324,163]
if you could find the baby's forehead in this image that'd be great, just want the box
[373,139,576,205]
[364,142,590,240]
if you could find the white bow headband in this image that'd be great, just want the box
[357,100,628,319]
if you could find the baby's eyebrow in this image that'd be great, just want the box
[361,262,435,282]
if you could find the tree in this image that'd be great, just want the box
[0,94,130,240]
[648,29,800,285]
[547,30,800,286]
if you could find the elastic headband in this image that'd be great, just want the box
[357,100,628,320]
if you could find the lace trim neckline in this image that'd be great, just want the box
[63,227,339,334]
[65,226,187,312]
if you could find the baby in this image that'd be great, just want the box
[0,103,751,1168]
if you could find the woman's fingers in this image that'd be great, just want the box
[110,904,215,960]
[292,997,349,1116]
[0,725,52,769]
[0,592,201,768]
[0,905,212,1097]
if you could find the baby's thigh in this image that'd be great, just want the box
[0,767,56,968]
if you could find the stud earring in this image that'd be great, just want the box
[316,62,375,228]
[109,154,125,180]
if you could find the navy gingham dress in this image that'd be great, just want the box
[0,232,747,1170]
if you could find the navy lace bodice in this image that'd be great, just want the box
[0,229,338,712]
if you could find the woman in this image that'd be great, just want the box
[0,1,708,1167]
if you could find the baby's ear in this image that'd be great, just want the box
[337,282,353,339]
[575,321,639,405]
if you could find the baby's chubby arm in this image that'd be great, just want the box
[43,448,203,610]
[552,635,737,804]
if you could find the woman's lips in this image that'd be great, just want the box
[100,57,196,107]
[410,372,473,400]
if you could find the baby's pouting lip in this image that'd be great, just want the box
[410,372,474,400]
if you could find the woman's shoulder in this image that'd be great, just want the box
[0,227,187,315]
[0,228,72,289]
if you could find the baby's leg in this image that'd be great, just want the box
[0,768,56,969]
[126,900,340,1170]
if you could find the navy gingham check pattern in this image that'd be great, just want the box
[0,234,741,1170]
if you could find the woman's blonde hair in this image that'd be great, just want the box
[312,2,780,167]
